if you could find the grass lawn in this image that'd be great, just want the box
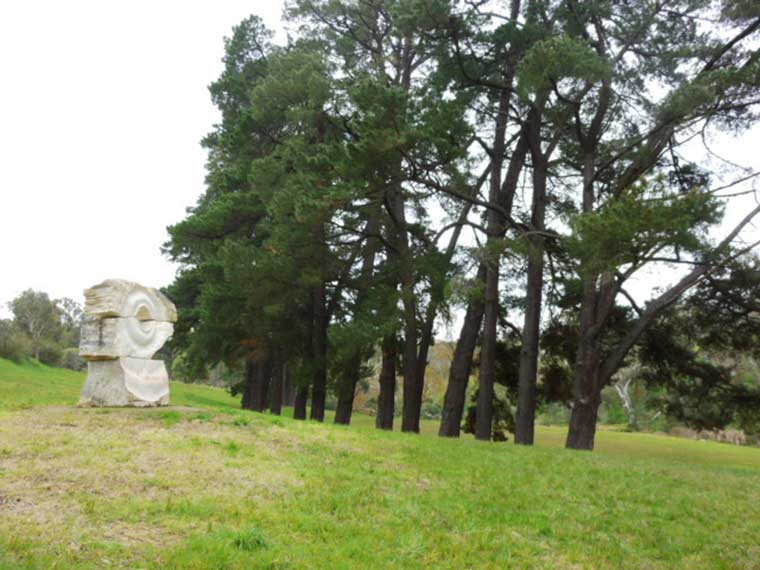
[1,358,759,569]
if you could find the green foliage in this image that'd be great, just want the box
[462,387,515,442]
[517,34,611,98]
[0,320,31,363]
[566,181,721,275]
[9,290,63,360]
[639,257,760,433]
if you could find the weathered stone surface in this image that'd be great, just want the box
[83,279,177,322]
[79,317,174,359]
[79,279,176,407]
[79,358,170,407]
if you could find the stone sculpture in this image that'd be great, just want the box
[78,279,177,407]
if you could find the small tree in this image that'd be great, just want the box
[9,290,62,361]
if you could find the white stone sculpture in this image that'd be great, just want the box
[79,279,177,407]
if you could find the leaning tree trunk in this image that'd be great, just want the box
[415,201,473,423]
[438,274,485,436]
[376,335,397,430]
[334,353,361,425]
[438,134,528,438]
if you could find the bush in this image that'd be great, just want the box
[538,402,571,425]
[462,388,514,442]
[60,348,86,371]
[0,320,32,362]
[37,341,63,367]
[421,400,442,419]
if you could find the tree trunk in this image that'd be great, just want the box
[515,110,548,445]
[386,185,419,433]
[566,149,604,450]
[475,63,514,441]
[376,335,397,430]
[241,357,256,410]
[566,387,602,451]
[334,213,381,425]
[334,355,360,425]
[269,355,283,416]
[251,359,271,413]
[475,262,498,441]
[438,132,528,438]
[282,362,296,407]
[310,283,328,422]
[438,268,486,436]
[514,244,544,444]
[294,385,309,420]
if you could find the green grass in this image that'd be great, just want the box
[1,358,759,569]
[0,357,240,412]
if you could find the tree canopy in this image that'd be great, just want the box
[165,0,760,451]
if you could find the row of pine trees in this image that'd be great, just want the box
[165,0,760,450]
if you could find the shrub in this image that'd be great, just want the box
[421,400,442,419]
[0,320,31,362]
[60,348,86,371]
[37,341,63,367]
[462,388,514,442]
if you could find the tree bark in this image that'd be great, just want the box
[438,134,528,438]
[241,357,256,410]
[294,385,309,420]
[385,183,420,433]
[251,358,271,413]
[376,335,397,430]
[310,283,328,422]
[269,354,283,416]
[566,150,602,450]
[334,353,360,425]
[565,387,602,451]
[475,59,515,441]
[515,108,548,445]
[514,241,544,444]
[334,212,381,425]
[282,362,296,407]
[438,266,486,436]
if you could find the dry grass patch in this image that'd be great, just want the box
[0,406,302,566]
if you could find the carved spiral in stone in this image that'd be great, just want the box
[79,279,176,360]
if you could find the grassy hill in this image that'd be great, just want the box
[1,358,759,569]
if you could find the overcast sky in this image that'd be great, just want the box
[1,2,758,328]
[0,1,285,316]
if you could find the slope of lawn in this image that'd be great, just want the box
[0,357,240,412]
[1,358,759,569]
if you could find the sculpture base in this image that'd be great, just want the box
[79,358,170,407]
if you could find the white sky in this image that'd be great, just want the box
[1,2,758,332]
[0,1,285,317]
